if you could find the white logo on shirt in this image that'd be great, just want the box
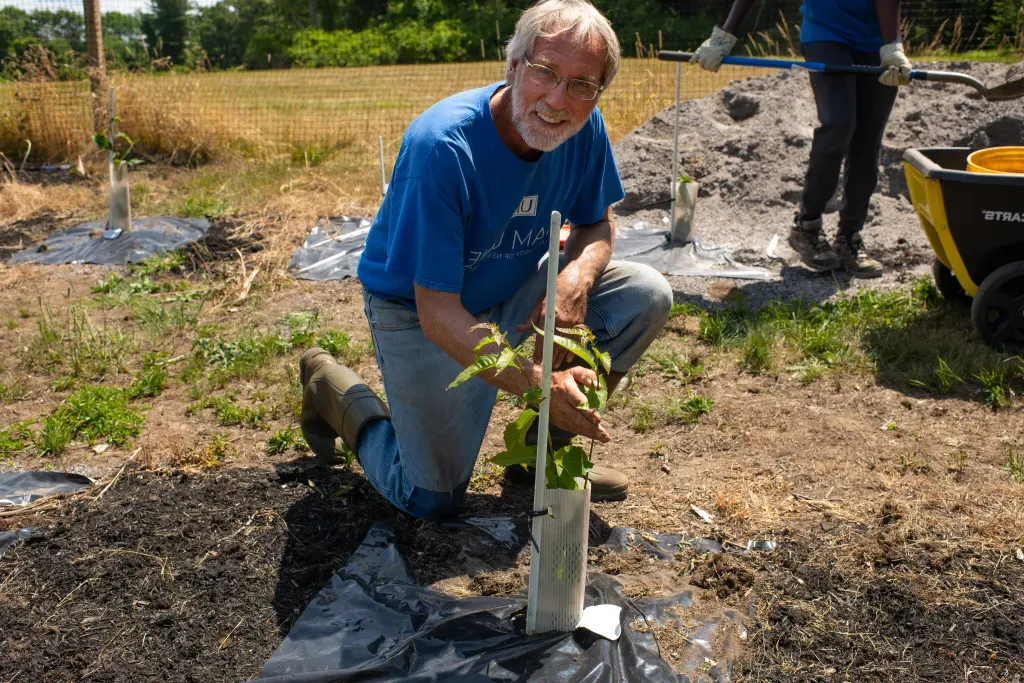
[513,195,538,217]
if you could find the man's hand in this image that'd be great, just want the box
[549,366,610,442]
[691,26,738,72]
[517,268,590,368]
[879,42,912,86]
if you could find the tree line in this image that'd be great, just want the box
[1,0,1021,78]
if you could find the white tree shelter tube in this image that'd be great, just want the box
[526,211,591,634]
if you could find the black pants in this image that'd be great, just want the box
[798,41,899,236]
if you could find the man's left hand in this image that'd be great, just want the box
[879,42,912,87]
[518,267,590,368]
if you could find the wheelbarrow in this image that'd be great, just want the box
[903,147,1024,351]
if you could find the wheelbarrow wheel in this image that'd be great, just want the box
[932,258,969,305]
[971,261,1024,352]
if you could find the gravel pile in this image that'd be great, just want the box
[612,61,1024,305]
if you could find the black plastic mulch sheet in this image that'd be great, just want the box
[287,216,371,281]
[287,217,771,283]
[0,471,93,560]
[252,519,755,683]
[0,471,93,506]
[9,217,209,266]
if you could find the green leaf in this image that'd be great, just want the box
[531,321,596,370]
[596,351,612,374]
[494,346,518,374]
[557,444,593,480]
[581,378,607,411]
[447,353,498,389]
[473,335,496,354]
[523,386,543,404]
[503,408,537,450]
[490,444,537,467]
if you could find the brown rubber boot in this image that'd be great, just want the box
[504,463,628,502]
[299,347,390,465]
[832,233,883,279]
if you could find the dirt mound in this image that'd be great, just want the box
[612,62,1024,300]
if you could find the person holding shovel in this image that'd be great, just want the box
[693,0,911,278]
[297,0,673,520]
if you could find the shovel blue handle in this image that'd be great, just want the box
[656,50,928,79]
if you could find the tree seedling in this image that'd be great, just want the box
[448,322,610,490]
[92,124,143,167]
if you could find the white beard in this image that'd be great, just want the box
[509,78,587,152]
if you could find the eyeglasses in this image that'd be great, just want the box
[522,58,604,101]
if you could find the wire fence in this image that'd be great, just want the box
[1,0,1022,165]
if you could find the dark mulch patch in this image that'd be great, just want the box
[0,463,527,682]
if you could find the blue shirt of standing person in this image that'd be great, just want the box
[691,0,912,278]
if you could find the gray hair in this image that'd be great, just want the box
[505,0,621,88]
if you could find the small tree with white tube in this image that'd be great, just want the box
[448,211,602,633]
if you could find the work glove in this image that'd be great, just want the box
[691,26,738,72]
[879,42,912,86]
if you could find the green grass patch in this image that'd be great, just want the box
[0,380,26,403]
[648,348,704,384]
[688,280,1023,405]
[27,304,136,380]
[666,392,714,424]
[188,394,266,428]
[0,420,34,460]
[267,425,302,455]
[38,385,146,456]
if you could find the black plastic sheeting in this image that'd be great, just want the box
[288,217,772,282]
[0,471,94,506]
[288,216,370,281]
[9,217,209,266]
[252,517,762,683]
[0,528,34,559]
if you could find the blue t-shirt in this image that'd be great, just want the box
[357,81,625,316]
[800,0,884,52]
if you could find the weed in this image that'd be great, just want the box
[666,392,714,424]
[131,250,186,277]
[0,380,26,403]
[650,349,704,384]
[631,402,655,433]
[203,434,233,468]
[898,452,931,475]
[188,395,265,428]
[127,364,168,399]
[1006,446,1024,485]
[976,366,1012,409]
[91,273,125,294]
[740,328,773,374]
[290,142,338,167]
[948,449,967,479]
[28,304,135,379]
[50,375,75,392]
[179,194,228,218]
[0,420,33,460]
[6,320,16,330]
[266,425,299,455]
[39,385,146,455]
[469,462,504,492]
[670,302,701,319]
[17,307,30,319]
[316,329,368,365]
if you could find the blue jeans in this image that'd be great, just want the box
[357,258,672,520]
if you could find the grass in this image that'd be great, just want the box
[38,384,147,456]
[173,433,233,470]
[188,394,266,429]
[0,420,34,461]
[28,304,136,380]
[266,425,302,455]
[676,280,1024,407]
[1007,447,1024,485]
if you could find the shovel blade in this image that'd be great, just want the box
[985,75,1024,101]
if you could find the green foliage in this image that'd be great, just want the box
[1006,445,1024,484]
[38,385,146,456]
[188,394,266,428]
[28,304,135,380]
[0,420,33,460]
[127,362,168,399]
[132,250,187,277]
[450,322,607,490]
[266,424,300,454]
[92,129,143,167]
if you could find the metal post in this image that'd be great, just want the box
[378,135,387,196]
[526,210,562,634]
[671,61,682,234]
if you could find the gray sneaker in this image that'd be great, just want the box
[833,233,883,278]
[788,217,840,272]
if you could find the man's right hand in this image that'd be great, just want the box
[691,26,738,72]
[548,366,610,443]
